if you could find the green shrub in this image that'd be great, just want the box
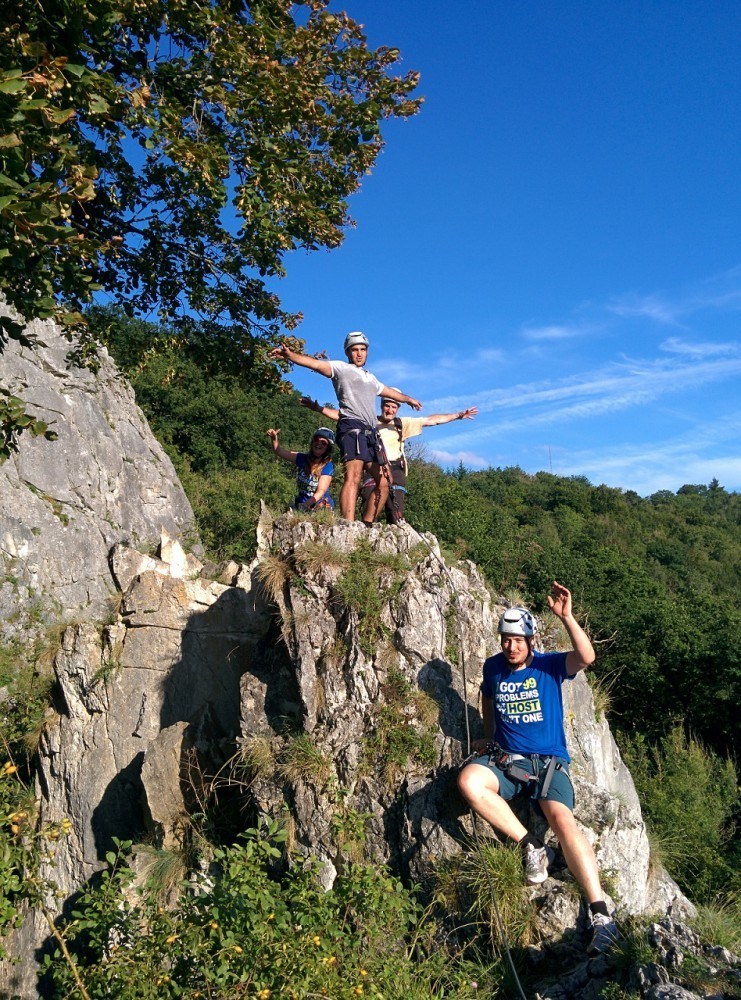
[434,841,538,951]
[620,726,739,903]
[45,824,496,999]
[334,542,408,656]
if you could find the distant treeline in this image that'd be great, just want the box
[96,308,740,759]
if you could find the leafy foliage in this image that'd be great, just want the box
[45,824,493,999]
[0,0,420,449]
[620,726,739,904]
[0,635,69,956]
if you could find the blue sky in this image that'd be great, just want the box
[274,0,741,496]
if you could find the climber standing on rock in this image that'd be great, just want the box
[270,333,421,524]
[301,394,478,525]
[457,581,619,954]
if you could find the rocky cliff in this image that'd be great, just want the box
[0,301,196,633]
[2,315,734,999]
[2,509,698,998]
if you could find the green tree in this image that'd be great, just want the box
[0,0,420,447]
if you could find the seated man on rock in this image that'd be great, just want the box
[457,581,618,954]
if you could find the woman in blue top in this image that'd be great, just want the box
[266,426,335,511]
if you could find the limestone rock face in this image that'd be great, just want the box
[0,304,196,629]
[1,511,696,997]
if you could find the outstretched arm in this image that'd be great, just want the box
[266,428,298,465]
[420,406,478,428]
[300,397,339,422]
[270,343,332,378]
[547,580,596,676]
[379,385,422,411]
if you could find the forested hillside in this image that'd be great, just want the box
[95,308,739,906]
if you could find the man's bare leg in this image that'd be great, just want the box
[340,459,364,521]
[457,764,528,842]
[361,463,390,524]
[540,800,603,902]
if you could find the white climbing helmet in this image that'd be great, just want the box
[498,606,538,638]
[344,331,369,353]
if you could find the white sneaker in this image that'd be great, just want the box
[587,911,619,954]
[523,843,555,885]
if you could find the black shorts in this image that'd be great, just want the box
[337,419,388,465]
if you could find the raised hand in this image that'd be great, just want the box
[269,343,292,361]
[460,406,478,420]
[547,580,573,620]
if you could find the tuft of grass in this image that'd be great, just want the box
[334,541,408,656]
[278,733,331,784]
[236,734,276,780]
[610,915,656,976]
[294,541,347,576]
[257,554,294,604]
[320,636,348,670]
[586,667,621,722]
[133,844,191,904]
[693,891,741,953]
[434,840,538,950]
[364,668,439,785]
[501,587,529,610]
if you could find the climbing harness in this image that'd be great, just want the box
[473,744,565,800]
[411,527,529,1000]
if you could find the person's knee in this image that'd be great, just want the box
[343,461,363,486]
[541,801,576,839]
[458,764,498,801]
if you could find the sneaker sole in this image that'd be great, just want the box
[525,871,549,886]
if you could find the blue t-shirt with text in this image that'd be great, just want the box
[481,650,573,760]
[294,453,334,508]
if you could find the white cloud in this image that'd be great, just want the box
[521,323,592,341]
[429,448,489,469]
[554,418,741,494]
[659,336,739,358]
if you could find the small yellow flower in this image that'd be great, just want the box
[210,921,219,930]
[233,945,243,953]
[267,912,275,921]
[10,824,19,835]
[355,988,363,996]
[258,990,271,999]
[312,935,321,946]
[166,935,177,944]
[360,969,368,977]
[2,762,18,775]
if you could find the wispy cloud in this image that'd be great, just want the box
[608,269,741,326]
[659,336,739,358]
[608,293,685,325]
[521,323,593,342]
[429,448,489,469]
[428,352,741,443]
[553,416,741,494]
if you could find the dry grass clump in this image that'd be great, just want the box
[236,734,276,780]
[278,733,331,784]
[257,554,293,604]
[294,541,347,575]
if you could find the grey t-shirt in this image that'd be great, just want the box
[330,360,384,427]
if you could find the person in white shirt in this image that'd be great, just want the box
[270,332,421,523]
[302,392,477,524]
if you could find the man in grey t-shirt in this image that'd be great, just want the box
[270,332,421,522]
